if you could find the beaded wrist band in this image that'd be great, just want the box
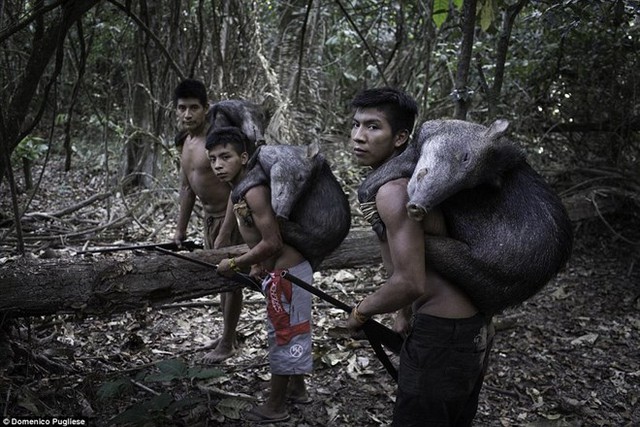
[229,257,241,272]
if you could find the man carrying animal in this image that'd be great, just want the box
[345,87,493,426]
[172,79,245,364]
[211,127,314,423]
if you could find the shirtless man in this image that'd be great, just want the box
[172,79,243,363]
[345,87,493,426]
[210,127,313,424]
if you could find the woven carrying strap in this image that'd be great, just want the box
[359,200,386,241]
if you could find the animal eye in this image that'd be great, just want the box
[462,152,470,162]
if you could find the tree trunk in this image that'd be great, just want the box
[123,0,156,190]
[453,0,477,120]
[487,0,528,119]
[0,228,381,318]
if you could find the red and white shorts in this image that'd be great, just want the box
[261,261,313,375]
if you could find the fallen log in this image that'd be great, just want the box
[0,189,627,319]
[0,228,380,318]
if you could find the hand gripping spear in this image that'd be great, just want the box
[280,269,402,382]
[154,247,404,381]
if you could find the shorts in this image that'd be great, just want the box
[204,213,243,249]
[261,261,313,376]
[393,313,494,427]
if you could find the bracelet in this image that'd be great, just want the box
[229,257,241,272]
[352,301,370,324]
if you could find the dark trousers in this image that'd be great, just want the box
[392,313,494,427]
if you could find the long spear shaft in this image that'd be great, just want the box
[153,246,261,292]
[280,269,402,382]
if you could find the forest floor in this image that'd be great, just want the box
[1,162,639,426]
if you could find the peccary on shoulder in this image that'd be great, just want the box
[175,99,269,149]
[358,119,573,315]
[232,142,351,270]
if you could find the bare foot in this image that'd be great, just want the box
[200,337,220,350]
[201,341,237,364]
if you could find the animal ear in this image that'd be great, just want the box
[307,141,320,158]
[486,119,510,139]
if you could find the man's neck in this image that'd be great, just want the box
[188,123,209,139]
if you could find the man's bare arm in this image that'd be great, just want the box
[232,186,283,269]
[349,179,429,320]
[174,169,196,244]
[214,195,236,248]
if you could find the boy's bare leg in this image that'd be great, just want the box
[202,289,242,363]
[286,375,309,402]
[245,374,290,421]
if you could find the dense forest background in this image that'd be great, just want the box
[1,0,638,242]
[1,0,639,426]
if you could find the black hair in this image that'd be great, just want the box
[350,87,418,136]
[205,126,253,156]
[173,79,207,108]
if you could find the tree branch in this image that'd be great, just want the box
[106,0,185,80]
[334,0,389,86]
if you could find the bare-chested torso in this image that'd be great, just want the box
[180,134,230,215]
[233,194,304,272]
[378,179,478,319]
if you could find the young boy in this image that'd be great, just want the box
[172,79,244,363]
[208,126,313,423]
[345,87,493,426]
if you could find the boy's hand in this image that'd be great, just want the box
[345,302,369,337]
[249,265,265,281]
[172,232,186,247]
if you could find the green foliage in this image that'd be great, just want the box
[215,398,252,420]
[12,137,48,163]
[97,378,134,400]
[98,358,225,426]
[478,0,497,32]
[109,393,174,426]
[433,0,464,28]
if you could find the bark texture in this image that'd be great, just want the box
[0,228,380,318]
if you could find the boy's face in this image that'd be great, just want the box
[207,144,248,185]
[176,97,207,134]
[351,107,408,169]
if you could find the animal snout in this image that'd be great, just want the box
[406,203,426,221]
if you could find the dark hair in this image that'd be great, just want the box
[173,79,207,108]
[205,126,254,156]
[350,87,418,136]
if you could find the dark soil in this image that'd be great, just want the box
[1,164,639,426]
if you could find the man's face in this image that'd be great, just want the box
[207,144,247,185]
[351,107,406,168]
[176,98,207,134]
